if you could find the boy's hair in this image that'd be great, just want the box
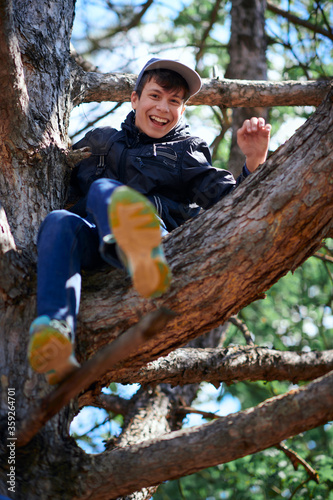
[135,68,190,102]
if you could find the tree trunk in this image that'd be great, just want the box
[225,0,268,177]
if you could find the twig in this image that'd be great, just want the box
[177,405,221,421]
[229,315,254,346]
[277,442,319,483]
[16,308,175,448]
[314,251,333,264]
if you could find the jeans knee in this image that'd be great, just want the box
[88,178,122,202]
[38,210,80,246]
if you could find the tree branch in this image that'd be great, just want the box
[108,346,333,387]
[314,251,333,264]
[16,308,175,448]
[267,1,333,42]
[78,392,131,414]
[277,443,319,483]
[71,61,333,108]
[73,370,333,499]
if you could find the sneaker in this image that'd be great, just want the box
[28,316,80,385]
[108,186,171,298]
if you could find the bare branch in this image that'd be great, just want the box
[314,251,333,264]
[267,1,333,42]
[16,308,175,448]
[65,147,92,168]
[229,315,254,346]
[74,370,333,499]
[277,443,319,483]
[195,0,223,64]
[78,392,131,414]
[71,63,333,108]
[112,346,333,387]
[70,43,100,73]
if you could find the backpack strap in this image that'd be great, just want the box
[86,127,125,178]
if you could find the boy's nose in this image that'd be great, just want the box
[156,100,169,112]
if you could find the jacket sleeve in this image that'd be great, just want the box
[181,138,250,209]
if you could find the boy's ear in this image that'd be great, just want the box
[181,103,186,115]
[131,91,139,110]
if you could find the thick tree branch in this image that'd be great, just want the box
[75,91,333,390]
[111,346,333,387]
[73,370,333,499]
[71,62,332,108]
[78,392,131,414]
[16,308,174,447]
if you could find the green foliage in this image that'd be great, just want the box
[154,446,333,499]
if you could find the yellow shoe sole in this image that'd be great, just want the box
[28,326,78,384]
[109,187,171,298]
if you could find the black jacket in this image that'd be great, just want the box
[70,110,249,231]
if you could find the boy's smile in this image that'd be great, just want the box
[131,79,186,139]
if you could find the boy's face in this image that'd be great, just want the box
[131,78,186,139]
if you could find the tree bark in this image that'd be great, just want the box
[97,346,333,387]
[71,62,332,108]
[1,1,333,498]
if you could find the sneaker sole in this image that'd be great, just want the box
[28,327,77,384]
[109,187,171,298]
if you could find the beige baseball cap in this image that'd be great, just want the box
[134,58,202,98]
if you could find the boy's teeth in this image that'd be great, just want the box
[151,116,167,123]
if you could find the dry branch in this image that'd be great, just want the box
[71,63,332,108]
[267,1,333,42]
[74,370,333,499]
[102,346,333,387]
[15,308,174,448]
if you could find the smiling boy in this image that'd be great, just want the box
[28,58,271,384]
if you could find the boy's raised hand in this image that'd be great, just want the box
[237,117,271,172]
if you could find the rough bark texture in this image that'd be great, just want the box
[96,346,333,387]
[71,63,332,108]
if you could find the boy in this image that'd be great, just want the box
[28,58,271,384]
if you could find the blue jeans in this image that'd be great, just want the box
[36,178,167,333]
